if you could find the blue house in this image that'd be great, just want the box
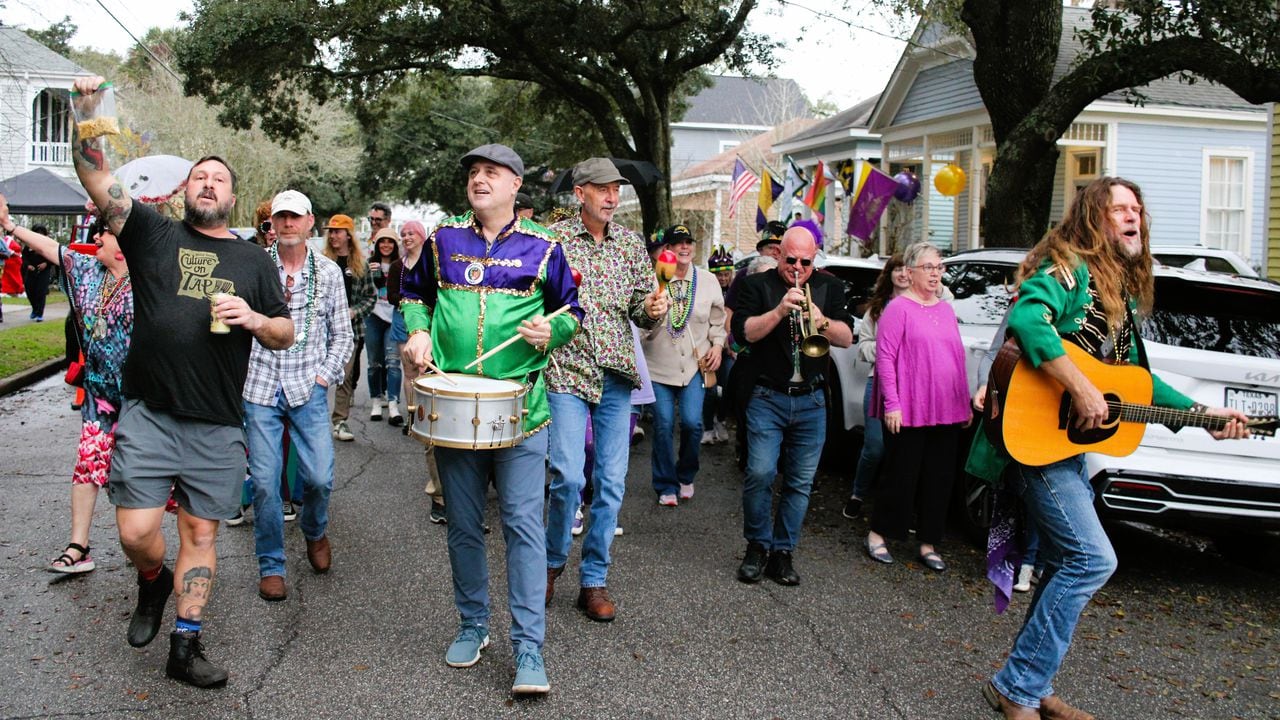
[868,6,1270,269]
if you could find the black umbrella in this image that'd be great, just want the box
[548,158,664,194]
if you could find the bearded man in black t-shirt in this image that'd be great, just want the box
[72,75,295,689]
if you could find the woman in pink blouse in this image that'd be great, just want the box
[865,242,971,571]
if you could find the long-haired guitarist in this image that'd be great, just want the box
[969,177,1249,720]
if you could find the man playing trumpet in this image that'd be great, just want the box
[401,143,582,696]
[731,226,852,586]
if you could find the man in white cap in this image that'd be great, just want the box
[544,157,668,622]
[70,74,295,689]
[243,190,354,603]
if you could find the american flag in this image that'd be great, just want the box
[727,158,759,218]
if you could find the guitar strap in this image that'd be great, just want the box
[1124,303,1149,370]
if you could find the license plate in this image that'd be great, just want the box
[1225,387,1278,418]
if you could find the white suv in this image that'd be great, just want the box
[1150,244,1258,277]
[942,249,1280,543]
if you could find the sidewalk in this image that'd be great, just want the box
[0,296,70,328]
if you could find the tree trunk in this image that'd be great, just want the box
[983,145,1059,248]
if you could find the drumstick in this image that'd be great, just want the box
[463,304,572,371]
[423,358,458,386]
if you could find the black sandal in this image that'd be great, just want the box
[49,543,95,574]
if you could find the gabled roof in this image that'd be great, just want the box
[775,94,880,146]
[871,6,1263,131]
[678,75,811,127]
[676,118,818,180]
[0,26,91,77]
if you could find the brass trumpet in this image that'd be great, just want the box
[793,274,830,358]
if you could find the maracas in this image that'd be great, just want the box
[654,249,677,295]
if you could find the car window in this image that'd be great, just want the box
[1144,277,1280,359]
[823,265,882,319]
[944,261,1016,325]
[1153,254,1240,275]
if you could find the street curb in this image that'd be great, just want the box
[0,356,66,397]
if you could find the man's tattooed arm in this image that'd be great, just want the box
[70,122,132,237]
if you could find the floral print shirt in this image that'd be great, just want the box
[60,247,133,422]
[545,215,657,402]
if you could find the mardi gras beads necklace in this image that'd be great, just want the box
[269,244,318,353]
[89,270,130,341]
[666,269,697,340]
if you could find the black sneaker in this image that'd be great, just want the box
[282,501,298,522]
[841,497,863,520]
[166,631,229,688]
[429,501,447,525]
[225,505,250,527]
[737,542,768,583]
[764,550,801,586]
[127,566,174,648]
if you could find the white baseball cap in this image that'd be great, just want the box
[271,189,312,216]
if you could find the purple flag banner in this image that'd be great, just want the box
[846,164,899,241]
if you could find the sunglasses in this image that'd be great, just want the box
[258,220,272,234]
[784,257,813,267]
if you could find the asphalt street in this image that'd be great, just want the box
[1,375,1277,719]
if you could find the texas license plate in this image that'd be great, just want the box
[1225,387,1278,418]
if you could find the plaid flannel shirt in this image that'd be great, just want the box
[243,250,354,408]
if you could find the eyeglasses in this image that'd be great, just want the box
[784,257,813,267]
[368,215,387,225]
[284,274,295,302]
[912,264,945,274]
[258,220,272,234]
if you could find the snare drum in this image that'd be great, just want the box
[410,374,529,450]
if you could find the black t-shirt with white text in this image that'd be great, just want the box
[117,200,289,426]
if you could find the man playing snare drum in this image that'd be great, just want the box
[402,143,582,696]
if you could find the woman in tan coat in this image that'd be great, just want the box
[640,224,727,506]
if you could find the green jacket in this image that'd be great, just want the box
[965,258,1194,483]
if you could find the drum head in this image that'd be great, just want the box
[413,373,525,398]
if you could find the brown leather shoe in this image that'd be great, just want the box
[575,587,616,622]
[1039,695,1094,720]
[258,575,287,602]
[545,566,564,606]
[982,682,1041,719]
[306,536,331,573]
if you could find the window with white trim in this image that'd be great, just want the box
[1203,152,1250,257]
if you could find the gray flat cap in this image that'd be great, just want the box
[572,157,628,186]
[460,143,524,177]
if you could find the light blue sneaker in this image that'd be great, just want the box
[512,650,550,694]
[445,625,489,668]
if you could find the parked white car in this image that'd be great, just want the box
[823,248,1280,543]
[1150,244,1258,277]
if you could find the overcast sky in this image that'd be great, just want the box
[2,0,908,110]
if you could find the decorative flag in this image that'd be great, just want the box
[727,158,759,218]
[836,159,857,194]
[846,163,900,241]
[755,167,783,231]
[802,160,829,223]
[776,158,808,222]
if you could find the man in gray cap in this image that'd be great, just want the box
[401,143,583,695]
[515,192,536,220]
[544,158,668,622]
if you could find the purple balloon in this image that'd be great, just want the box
[789,218,824,249]
[893,171,920,203]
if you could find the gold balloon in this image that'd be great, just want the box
[933,164,967,197]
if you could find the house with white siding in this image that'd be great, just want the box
[0,26,93,183]
[1267,104,1279,280]
[867,7,1270,271]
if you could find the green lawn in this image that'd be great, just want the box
[0,319,66,378]
[2,290,67,306]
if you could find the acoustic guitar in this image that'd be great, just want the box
[984,340,1278,466]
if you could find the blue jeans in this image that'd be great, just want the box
[436,432,548,656]
[741,385,826,552]
[245,385,335,578]
[546,373,633,588]
[363,314,401,401]
[850,377,883,500]
[650,379,705,496]
[992,455,1117,708]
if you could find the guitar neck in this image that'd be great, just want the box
[1113,402,1225,430]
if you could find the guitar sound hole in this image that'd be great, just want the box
[1058,392,1122,445]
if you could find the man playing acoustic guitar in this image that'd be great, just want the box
[969,177,1249,720]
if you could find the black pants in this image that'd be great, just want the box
[870,423,960,546]
[23,266,52,318]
